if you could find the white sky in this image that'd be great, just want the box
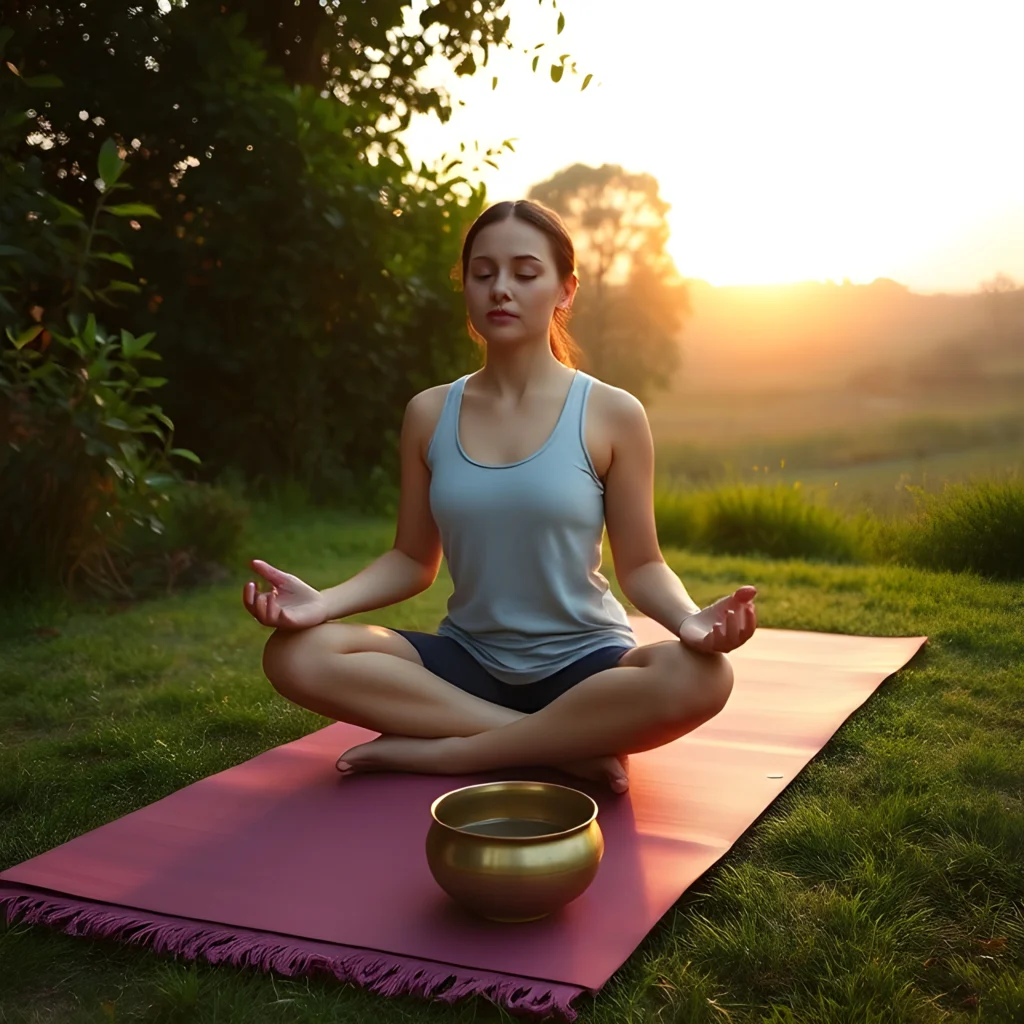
[399,0,1024,294]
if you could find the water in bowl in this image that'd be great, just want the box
[457,817,559,838]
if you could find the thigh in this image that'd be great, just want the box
[617,639,734,714]
[390,630,513,706]
[262,621,424,682]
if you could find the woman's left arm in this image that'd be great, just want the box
[602,390,757,654]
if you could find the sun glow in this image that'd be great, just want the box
[399,0,1024,293]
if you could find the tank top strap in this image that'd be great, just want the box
[426,373,470,468]
[548,370,600,481]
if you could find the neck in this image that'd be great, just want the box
[476,337,571,400]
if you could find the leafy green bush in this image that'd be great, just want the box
[1,309,195,598]
[119,480,249,596]
[0,54,204,598]
[0,6,526,506]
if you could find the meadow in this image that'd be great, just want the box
[2,408,1023,1021]
[648,379,1024,517]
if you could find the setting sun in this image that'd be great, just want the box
[400,0,1024,293]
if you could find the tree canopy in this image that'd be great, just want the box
[1,1,582,501]
[529,163,689,402]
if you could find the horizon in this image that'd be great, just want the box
[399,0,1024,295]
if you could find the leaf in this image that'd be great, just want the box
[83,313,97,347]
[143,473,177,491]
[24,73,63,88]
[532,55,539,72]
[7,324,42,350]
[119,328,141,358]
[581,73,593,91]
[94,251,134,269]
[550,63,564,83]
[103,203,161,219]
[0,110,28,132]
[103,280,141,293]
[140,376,168,388]
[169,447,201,464]
[557,12,565,33]
[0,245,27,257]
[491,76,498,90]
[98,138,125,187]
[51,198,85,225]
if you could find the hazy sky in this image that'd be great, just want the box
[400,0,1023,294]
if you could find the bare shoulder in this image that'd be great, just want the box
[587,377,649,438]
[581,376,649,480]
[405,382,453,460]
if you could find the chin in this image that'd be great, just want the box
[474,322,524,344]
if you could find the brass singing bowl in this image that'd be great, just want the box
[426,780,604,923]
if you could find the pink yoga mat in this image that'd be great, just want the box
[1,617,927,1019]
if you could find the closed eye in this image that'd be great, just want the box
[472,274,537,281]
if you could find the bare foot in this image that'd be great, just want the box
[556,754,630,794]
[337,734,461,776]
[337,737,630,793]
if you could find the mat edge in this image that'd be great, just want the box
[1,882,593,1020]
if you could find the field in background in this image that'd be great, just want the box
[648,378,1024,518]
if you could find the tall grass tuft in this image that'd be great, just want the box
[653,473,1024,580]
[898,471,1024,581]
[655,482,866,564]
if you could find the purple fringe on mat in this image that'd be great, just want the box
[1,886,587,1020]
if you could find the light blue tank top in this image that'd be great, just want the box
[426,369,638,684]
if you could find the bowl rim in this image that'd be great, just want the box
[429,780,599,841]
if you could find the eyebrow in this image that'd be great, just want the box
[470,254,543,263]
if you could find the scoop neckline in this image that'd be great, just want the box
[454,370,580,469]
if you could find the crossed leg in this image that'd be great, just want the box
[261,623,734,792]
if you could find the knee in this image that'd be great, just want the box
[262,626,323,696]
[665,650,734,725]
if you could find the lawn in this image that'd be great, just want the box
[2,502,1022,1023]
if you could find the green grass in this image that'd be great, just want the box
[2,503,1023,1023]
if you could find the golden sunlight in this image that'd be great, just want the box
[400,0,1024,294]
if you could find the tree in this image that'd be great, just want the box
[528,164,688,402]
[1,1,586,503]
[980,272,1020,342]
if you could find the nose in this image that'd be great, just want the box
[489,271,512,303]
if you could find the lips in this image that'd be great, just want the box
[487,309,518,321]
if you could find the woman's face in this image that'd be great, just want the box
[464,216,575,346]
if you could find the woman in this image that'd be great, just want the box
[243,199,757,794]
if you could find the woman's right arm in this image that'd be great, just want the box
[317,388,445,621]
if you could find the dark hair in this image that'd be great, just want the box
[457,199,583,368]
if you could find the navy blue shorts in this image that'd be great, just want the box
[391,630,633,714]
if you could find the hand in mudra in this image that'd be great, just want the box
[242,559,330,630]
[678,585,758,654]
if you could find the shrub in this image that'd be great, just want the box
[654,481,869,564]
[897,472,1024,581]
[0,70,204,598]
[119,481,249,596]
